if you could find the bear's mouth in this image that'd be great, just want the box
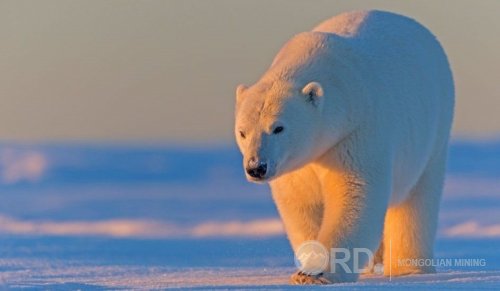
[245,168,277,183]
[246,175,269,183]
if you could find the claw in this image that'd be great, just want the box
[290,271,331,285]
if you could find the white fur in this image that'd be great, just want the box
[234,10,454,284]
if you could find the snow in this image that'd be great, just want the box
[445,221,500,238]
[0,148,47,184]
[0,141,499,289]
[0,215,284,238]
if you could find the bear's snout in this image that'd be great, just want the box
[246,157,268,180]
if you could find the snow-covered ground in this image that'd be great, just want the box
[0,142,499,289]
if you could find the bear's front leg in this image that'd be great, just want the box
[270,167,328,285]
[270,167,324,251]
[316,166,390,283]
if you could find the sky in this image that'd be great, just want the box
[1,0,499,143]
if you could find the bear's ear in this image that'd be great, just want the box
[236,84,248,105]
[301,82,324,107]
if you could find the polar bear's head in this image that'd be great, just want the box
[234,32,357,182]
[235,81,326,182]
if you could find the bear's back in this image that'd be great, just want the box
[312,10,371,37]
[314,11,454,198]
[312,10,435,44]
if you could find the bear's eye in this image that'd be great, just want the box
[273,126,284,135]
[239,131,246,139]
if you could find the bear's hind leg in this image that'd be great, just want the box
[383,148,447,276]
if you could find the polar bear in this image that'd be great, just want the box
[234,10,454,284]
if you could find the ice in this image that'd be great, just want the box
[0,141,498,289]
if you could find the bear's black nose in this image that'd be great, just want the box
[246,159,267,179]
